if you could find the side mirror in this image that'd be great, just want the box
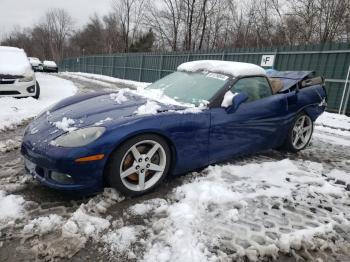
[222,91,248,113]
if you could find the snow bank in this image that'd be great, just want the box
[178,60,266,77]
[315,112,350,132]
[0,73,77,131]
[61,72,150,89]
[314,111,350,146]
[0,46,32,76]
[60,72,114,88]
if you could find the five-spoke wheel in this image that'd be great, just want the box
[105,134,171,196]
[284,113,314,152]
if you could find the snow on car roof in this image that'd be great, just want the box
[177,60,266,77]
[29,57,40,61]
[0,46,32,76]
[43,60,57,67]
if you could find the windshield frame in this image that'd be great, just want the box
[145,70,234,107]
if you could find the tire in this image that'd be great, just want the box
[283,112,314,153]
[105,134,171,196]
[34,81,40,99]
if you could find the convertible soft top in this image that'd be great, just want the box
[266,70,315,92]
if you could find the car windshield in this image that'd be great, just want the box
[145,71,229,106]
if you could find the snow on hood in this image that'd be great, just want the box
[0,46,33,76]
[177,60,266,77]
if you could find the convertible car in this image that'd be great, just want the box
[21,60,327,196]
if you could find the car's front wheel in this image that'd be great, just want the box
[105,134,171,196]
[284,113,313,152]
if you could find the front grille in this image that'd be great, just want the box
[0,80,15,84]
[0,91,21,95]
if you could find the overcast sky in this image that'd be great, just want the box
[0,0,113,40]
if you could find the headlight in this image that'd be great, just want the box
[19,74,34,82]
[53,127,106,147]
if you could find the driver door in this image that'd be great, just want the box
[208,76,288,164]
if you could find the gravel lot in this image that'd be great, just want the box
[0,73,349,262]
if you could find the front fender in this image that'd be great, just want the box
[90,111,211,176]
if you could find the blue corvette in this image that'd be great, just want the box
[21,61,327,196]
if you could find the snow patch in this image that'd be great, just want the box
[128,198,167,216]
[103,226,144,255]
[0,190,25,224]
[53,117,76,132]
[221,90,237,108]
[0,139,21,153]
[94,117,113,126]
[110,89,128,103]
[135,100,161,115]
[23,214,64,235]
[178,60,266,77]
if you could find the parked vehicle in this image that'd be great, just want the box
[29,57,43,72]
[0,46,40,98]
[43,60,58,73]
[21,60,326,196]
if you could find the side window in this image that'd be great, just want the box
[231,77,272,102]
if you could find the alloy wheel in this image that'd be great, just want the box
[119,140,166,191]
[292,115,313,150]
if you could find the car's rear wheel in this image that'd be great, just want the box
[105,134,171,196]
[34,81,40,99]
[284,113,313,152]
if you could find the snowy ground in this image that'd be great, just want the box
[0,72,349,261]
[0,73,77,131]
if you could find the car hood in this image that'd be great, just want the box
[25,92,185,142]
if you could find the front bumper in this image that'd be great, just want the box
[21,141,105,194]
[32,65,43,72]
[44,67,58,72]
[0,79,37,97]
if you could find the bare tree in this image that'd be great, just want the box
[113,0,145,52]
[43,8,74,60]
[144,0,184,51]
[2,0,350,58]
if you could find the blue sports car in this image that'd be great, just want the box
[21,61,327,196]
